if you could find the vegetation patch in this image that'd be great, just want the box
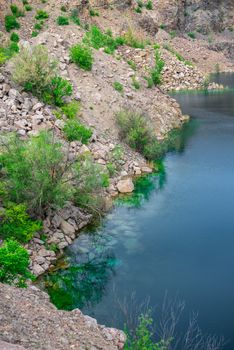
[70,44,93,71]
[5,15,20,32]
[63,120,92,143]
[57,16,69,25]
[0,239,34,287]
[35,10,49,20]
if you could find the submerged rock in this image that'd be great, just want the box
[117,178,134,193]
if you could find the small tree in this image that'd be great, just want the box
[0,239,34,287]
[10,45,58,96]
[0,132,73,217]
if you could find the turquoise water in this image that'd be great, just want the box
[43,74,234,348]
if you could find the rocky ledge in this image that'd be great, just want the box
[0,282,126,350]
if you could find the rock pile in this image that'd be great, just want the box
[0,282,126,349]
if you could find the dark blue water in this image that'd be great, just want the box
[44,74,234,348]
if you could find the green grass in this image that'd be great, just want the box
[57,16,69,25]
[113,81,124,92]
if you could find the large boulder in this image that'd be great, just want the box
[117,178,134,193]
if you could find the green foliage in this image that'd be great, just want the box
[145,0,153,10]
[124,312,170,350]
[122,28,145,49]
[113,81,124,92]
[169,31,176,39]
[11,45,58,96]
[34,22,42,30]
[31,31,39,37]
[70,8,80,25]
[116,110,151,153]
[63,120,92,143]
[10,45,72,106]
[135,6,142,13]
[159,24,166,30]
[132,76,140,90]
[0,239,34,287]
[60,5,67,12]
[73,156,108,212]
[10,32,19,43]
[35,9,49,20]
[187,31,196,39]
[163,44,193,66]
[24,4,32,11]
[89,9,99,16]
[0,204,42,243]
[116,110,169,160]
[127,60,137,70]
[42,76,73,106]
[57,16,69,25]
[5,15,20,32]
[10,4,24,17]
[61,100,81,119]
[149,47,164,86]
[70,44,93,70]
[83,25,124,54]
[0,132,72,216]
[0,42,19,66]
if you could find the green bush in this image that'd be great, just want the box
[89,9,99,16]
[187,31,196,39]
[34,22,42,30]
[42,76,73,106]
[116,110,151,153]
[150,47,164,86]
[124,312,170,350]
[135,6,142,13]
[10,32,19,43]
[73,156,109,213]
[70,44,93,70]
[5,15,20,32]
[113,81,124,92]
[61,100,81,119]
[145,0,153,10]
[0,132,72,216]
[35,9,49,20]
[31,31,39,37]
[25,4,32,11]
[83,25,124,54]
[132,76,140,90]
[57,16,69,25]
[122,28,145,49]
[70,8,80,25]
[10,4,24,17]
[0,239,34,287]
[60,5,67,12]
[63,119,92,143]
[10,45,58,96]
[0,204,42,243]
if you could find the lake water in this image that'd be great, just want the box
[43,74,234,349]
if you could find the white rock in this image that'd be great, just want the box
[117,178,134,193]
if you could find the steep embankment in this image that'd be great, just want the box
[0,283,126,349]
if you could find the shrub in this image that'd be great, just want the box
[34,22,42,30]
[8,42,19,53]
[145,0,153,10]
[150,47,164,86]
[57,16,69,25]
[0,204,42,243]
[187,31,196,39]
[35,10,49,20]
[61,100,81,119]
[122,27,145,49]
[132,76,140,90]
[116,110,151,153]
[0,239,34,287]
[5,15,20,32]
[0,132,73,216]
[83,25,124,54]
[31,31,39,37]
[70,8,80,25]
[60,5,67,12]
[10,32,19,43]
[70,44,93,70]
[42,76,73,106]
[25,4,32,11]
[113,81,124,92]
[63,120,92,143]
[89,9,99,16]
[10,45,58,97]
[127,60,137,70]
[10,4,24,17]
[73,156,109,213]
